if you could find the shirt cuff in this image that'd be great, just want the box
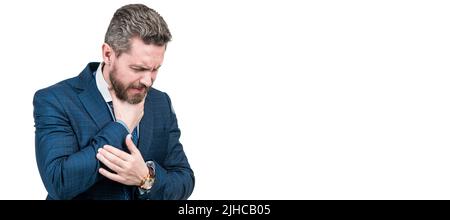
[115,120,130,133]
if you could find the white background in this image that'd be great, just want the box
[0,0,449,199]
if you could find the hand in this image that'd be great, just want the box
[96,134,149,186]
[109,88,145,132]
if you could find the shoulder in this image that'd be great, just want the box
[34,76,78,102]
[148,87,169,101]
[146,88,175,114]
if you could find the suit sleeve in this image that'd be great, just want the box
[137,93,195,200]
[33,89,129,200]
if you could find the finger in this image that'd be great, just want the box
[125,134,139,154]
[144,90,149,100]
[108,81,114,92]
[98,147,127,168]
[103,145,132,161]
[109,87,118,102]
[140,94,147,107]
[140,94,147,105]
[99,168,126,184]
[96,151,123,173]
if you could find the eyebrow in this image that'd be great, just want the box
[129,64,161,71]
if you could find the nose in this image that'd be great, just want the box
[140,72,153,88]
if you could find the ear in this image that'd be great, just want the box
[102,43,115,65]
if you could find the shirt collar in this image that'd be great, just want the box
[95,62,112,103]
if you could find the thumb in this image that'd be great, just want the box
[125,134,138,154]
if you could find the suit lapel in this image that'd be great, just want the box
[77,63,112,130]
[138,90,154,150]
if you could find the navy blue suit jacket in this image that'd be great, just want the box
[33,62,194,200]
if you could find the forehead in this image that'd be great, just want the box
[120,37,166,66]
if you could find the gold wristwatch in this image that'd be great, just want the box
[139,163,155,190]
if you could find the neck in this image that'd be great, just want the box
[102,62,112,87]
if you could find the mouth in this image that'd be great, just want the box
[130,87,145,93]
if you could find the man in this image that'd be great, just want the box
[33,4,194,200]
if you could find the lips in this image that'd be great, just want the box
[129,85,148,93]
[130,87,144,93]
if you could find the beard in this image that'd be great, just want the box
[109,66,150,104]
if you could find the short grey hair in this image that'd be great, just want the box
[104,4,172,56]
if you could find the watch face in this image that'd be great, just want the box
[141,177,155,190]
[141,163,156,190]
[148,177,155,187]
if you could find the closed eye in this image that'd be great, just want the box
[129,65,161,72]
[131,67,147,72]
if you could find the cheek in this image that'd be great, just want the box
[152,71,158,79]
[117,69,137,84]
